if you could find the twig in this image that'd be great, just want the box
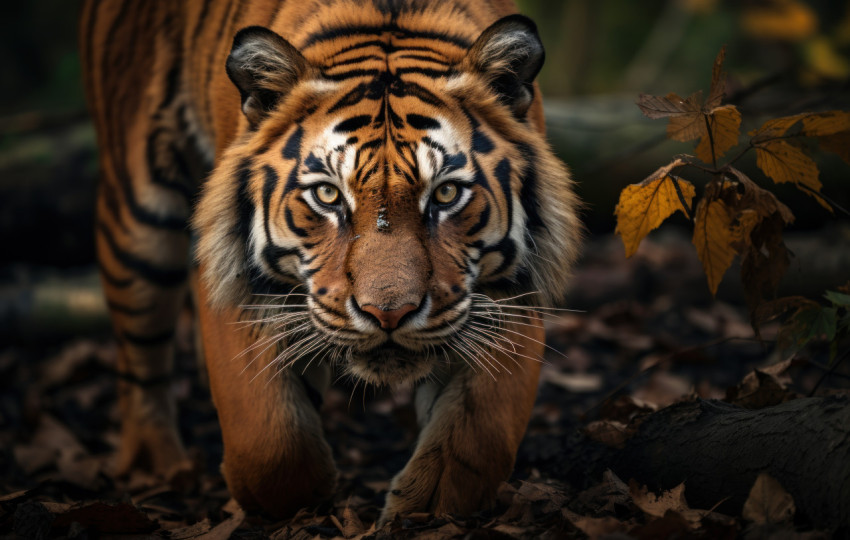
[809,348,850,396]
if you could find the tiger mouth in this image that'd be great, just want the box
[347,341,436,384]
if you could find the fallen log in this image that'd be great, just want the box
[566,396,850,531]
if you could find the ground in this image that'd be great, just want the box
[1,231,847,539]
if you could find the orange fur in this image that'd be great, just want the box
[81,0,581,521]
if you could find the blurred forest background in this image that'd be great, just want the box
[2,1,850,536]
[1,0,849,344]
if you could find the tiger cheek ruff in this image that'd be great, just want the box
[82,0,581,522]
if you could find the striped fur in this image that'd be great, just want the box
[81,0,581,521]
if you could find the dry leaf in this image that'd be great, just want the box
[693,198,737,295]
[755,140,829,210]
[706,46,727,109]
[562,509,630,539]
[742,473,795,524]
[628,482,712,528]
[695,105,741,164]
[615,159,694,257]
[583,420,632,449]
[636,92,701,120]
[800,110,850,136]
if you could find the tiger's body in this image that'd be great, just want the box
[81,0,580,521]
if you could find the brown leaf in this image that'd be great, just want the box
[628,482,709,528]
[705,46,727,109]
[196,507,244,540]
[693,198,737,295]
[726,368,798,409]
[755,139,830,210]
[751,113,806,140]
[636,92,701,120]
[583,420,632,449]
[562,509,630,539]
[740,214,793,331]
[695,105,741,164]
[615,159,695,257]
[742,473,795,524]
[800,110,850,136]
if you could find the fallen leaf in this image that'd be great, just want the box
[628,481,710,528]
[726,369,797,409]
[615,159,694,257]
[693,197,737,295]
[583,420,632,449]
[562,509,630,539]
[742,473,795,524]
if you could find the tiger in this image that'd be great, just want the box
[80,0,581,522]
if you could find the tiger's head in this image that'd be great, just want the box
[194,13,581,385]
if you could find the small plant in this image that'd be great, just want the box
[614,47,850,363]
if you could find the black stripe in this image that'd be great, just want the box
[334,115,372,133]
[98,223,187,287]
[515,142,547,233]
[395,67,450,78]
[262,165,279,246]
[323,68,382,81]
[285,207,308,237]
[233,158,255,257]
[99,262,133,288]
[472,130,494,154]
[121,328,175,346]
[146,129,194,202]
[107,301,155,316]
[191,0,213,44]
[466,203,490,236]
[407,113,440,131]
[301,24,471,50]
[396,53,450,65]
[494,158,513,232]
[282,125,304,159]
[325,53,383,67]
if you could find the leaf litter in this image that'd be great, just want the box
[1,233,848,538]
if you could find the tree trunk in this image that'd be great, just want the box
[568,396,850,530]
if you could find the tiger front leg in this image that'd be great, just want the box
[197,285,337,518]
[380,318,544,523]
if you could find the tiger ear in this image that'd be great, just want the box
[226,26,310,127]
[462,15,544,118]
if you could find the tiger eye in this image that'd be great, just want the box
[434,182,459,205]
[315,184,340,205]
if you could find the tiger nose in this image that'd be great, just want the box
[360,303,418,330]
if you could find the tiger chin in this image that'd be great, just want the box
[81,0,581,524]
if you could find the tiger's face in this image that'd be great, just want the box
[195,16,581,384]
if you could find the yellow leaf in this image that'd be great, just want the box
[741,0,817,42]
[800,110,850,136]
[751,113,806,139]
[819,131,850,164]
[693,198,737,295]
[615,160,695,258]
[755,140,830,210]
[695,105,741,164]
